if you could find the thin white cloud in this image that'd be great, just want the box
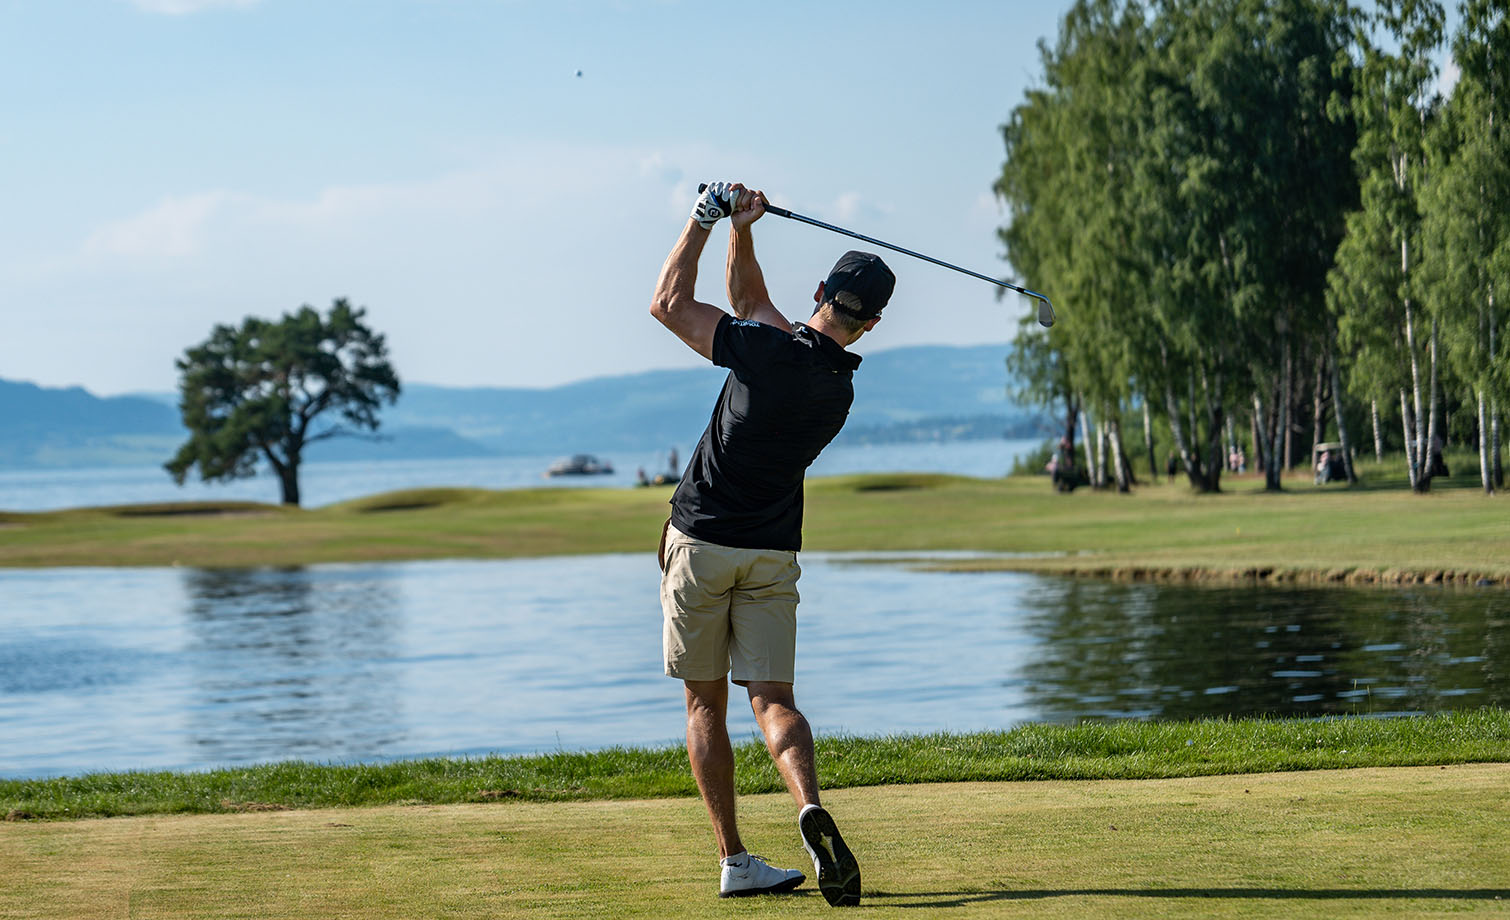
[832,192,890,224]
[128,0,260,14]
[83,191,232,258]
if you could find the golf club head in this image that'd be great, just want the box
[1026,293,1050,327]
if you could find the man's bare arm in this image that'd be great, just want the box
[726,189,793,333]
[651,219,726,361]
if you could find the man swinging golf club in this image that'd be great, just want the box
[650,181,891,905]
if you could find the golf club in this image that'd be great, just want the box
[698,184,1056,328]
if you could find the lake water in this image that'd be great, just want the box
[0,439,1044,512]
[2,555,1504,778]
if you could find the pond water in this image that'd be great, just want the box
[1,556,1505,778]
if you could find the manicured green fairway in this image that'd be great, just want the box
[3,765,1506,919]
[2,467,1508,583]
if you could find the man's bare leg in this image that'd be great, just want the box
[748,681,861,906]
[746,681,820,808]
[684,678,744,858]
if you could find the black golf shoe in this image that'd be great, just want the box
[798,804,861,907]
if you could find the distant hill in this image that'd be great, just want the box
[0,379,495,470]
[385,343,1036,454]
[0,342,1038,469]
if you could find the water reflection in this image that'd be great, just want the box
[181,567,405,764]
[2,559,1507,779]
[1017,579,1510,720]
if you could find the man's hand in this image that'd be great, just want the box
[730,186,766,230]
[692,181,741,230]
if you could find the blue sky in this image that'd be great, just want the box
[0,0,1064,395]
[0,1,1459,397]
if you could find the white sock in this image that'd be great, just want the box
[721,851,749,868]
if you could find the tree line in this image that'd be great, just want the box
[997,0,1507,494]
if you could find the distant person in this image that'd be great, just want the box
[1316,449,1331,484]
[668,446,680,476]
[1052,450,1083,492]
[1166,451,1178,478]
[636,467,650,487]
[650,181,883,905]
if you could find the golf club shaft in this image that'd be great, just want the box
[761,202,1035,296]
[695,185,1055,326]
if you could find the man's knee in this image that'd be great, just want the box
[685,678,729,719]
[746,681,800,718]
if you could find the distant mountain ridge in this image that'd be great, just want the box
[0,342,1036,469]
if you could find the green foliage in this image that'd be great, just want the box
[998,0,1358,492]
[1419,0,1510,418]
[164,299,400,505]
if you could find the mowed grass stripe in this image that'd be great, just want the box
[5,711,1508,821]
[3,765,1507,919]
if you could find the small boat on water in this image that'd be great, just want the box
[546,454,615,477]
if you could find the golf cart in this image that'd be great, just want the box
[1313,442,1347,484]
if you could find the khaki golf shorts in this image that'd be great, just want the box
[660,524,800,684]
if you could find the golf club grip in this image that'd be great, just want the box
[696,183,791,218]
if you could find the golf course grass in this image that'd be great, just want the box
[5,712,1507,821]
[4,460,1507,916]
[2,457,1507,583]
[3,764,1506,918]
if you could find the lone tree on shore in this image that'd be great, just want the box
[165,299,400,506]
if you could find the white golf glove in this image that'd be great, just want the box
[692,181,741,229]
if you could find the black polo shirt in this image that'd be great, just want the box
[669,314,862,551]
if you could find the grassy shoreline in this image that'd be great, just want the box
[2,469,1508,583]
[5,711,1508,822]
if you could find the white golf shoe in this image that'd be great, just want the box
[717,852,805,898]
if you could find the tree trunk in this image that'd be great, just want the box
[1401,389,1419,490]
[1282,341,1294,471]
[1079,399,1097,487]
[1059,392,1080,479]
[1109,418,1130,492]
[1187,370,1198,464]
[1166,384,1195,487]
[1251,404,1265,473]
[1405,300,1425,485]
[1204,405,1225,494]
[263,447,301,506]
[1143,400,1158,483]
[1371,397,1383,462]
[1329,346,1357,484]
[1095,417,1109,489]
[278,465,301,506]
[1418,319,1440,493]
[1493,403,1503,488]
[1311,352,1326,467]
[1252,393,1271,479]
[1198,368,1225,493]
[1118,431,1139,487]
[1269,372,1285,490]
[1479,389,1494,494]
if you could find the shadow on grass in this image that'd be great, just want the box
[870,888,1510,909]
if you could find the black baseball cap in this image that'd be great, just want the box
[823,250,895,320]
